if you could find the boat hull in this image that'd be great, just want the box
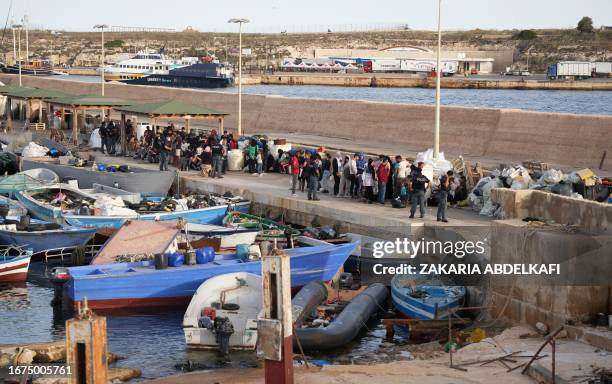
[63,242,358,310]
[391,283,466,320]
[64,202,251,229]
[120,74,233,89]
[0,255,31,283]
[1,65,55,76]
[0,227,96,254]
[21,160,175,197]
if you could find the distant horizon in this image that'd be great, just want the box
[4,0,612,33]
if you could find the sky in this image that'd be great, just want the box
[4,0,612,33]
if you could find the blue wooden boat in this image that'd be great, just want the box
[14,185,97,224]
[391,274,465,320]
[0,218,96,254]
[63,242,358,310]
[63,202,251,229]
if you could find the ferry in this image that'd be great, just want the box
[120,62,234,89]
[99,50,192,81]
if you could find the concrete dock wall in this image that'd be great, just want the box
[2,74,610,171]
[491,188,612,235]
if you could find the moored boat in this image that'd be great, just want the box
[21,159,175,197]
[63,242,358,310]
[15,184,98,223]
[222,212,301,241]
[64,201,250,229]
[391,274,466,320]
[0,246,33,283]
[0,218,96,254]
[183,272,262,352]
[184,223,258,249]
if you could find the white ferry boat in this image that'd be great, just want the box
[99,50,190,81]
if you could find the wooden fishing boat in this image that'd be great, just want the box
[391,274,466,320]
[21,159,175,197]
[222,212,300,241]
[0,218,96,254]
[0,246,33,283]
[63,242,358,310]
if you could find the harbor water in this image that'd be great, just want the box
[0,279,405,381]
[57,75,612,116]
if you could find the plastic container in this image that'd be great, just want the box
[236,244,250,261]
[228,149,244,171]
[97,164,107,172]
[196,247,215,264]
[168,252,185,267]
[184,250,197,265]
[154,253,168,270]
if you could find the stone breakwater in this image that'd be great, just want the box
[2,74,610,171]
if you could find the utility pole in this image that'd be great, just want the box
[93,24,108,96]
[228,18,250,137]
[22,15,28,66]
[433,0,442,159]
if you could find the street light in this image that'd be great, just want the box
[12,23,23,86]
[93,24,108,96]
[228,18,250,137]
[433,0,442,160]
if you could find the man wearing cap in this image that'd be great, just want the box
[409,162,429,219]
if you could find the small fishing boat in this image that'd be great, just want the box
[63,242,358,310]
[0,246,33,283]
[222,212,301,241]
[15,184,98,223]
[0,218,96,254]
[183,272,262,352]
[0,196,29,217]
[391,274,466,320]
[185,223,258,249]
[64,201,251,229]
[21,159,175,197]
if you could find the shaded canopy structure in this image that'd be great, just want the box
[115,100,228,153]
[0,86,72,128]
[47,94,131,144]
[0,174,48,193]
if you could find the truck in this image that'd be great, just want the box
[547,61,591,80]
[592,62,612,78]
[363,59,457,75]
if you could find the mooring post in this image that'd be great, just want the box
[65,298,108,384]
[258,249,294,384]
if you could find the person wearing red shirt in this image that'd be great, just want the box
[377,157,391,205]
[290,152,300,196]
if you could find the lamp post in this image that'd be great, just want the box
[12,23,22,86]
[228,18,249,137]
[93,24,108,96]
[526,46,533,73]
[433,0,442,159]
[22,15,29,67]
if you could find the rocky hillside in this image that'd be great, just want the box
[1,27,610,72]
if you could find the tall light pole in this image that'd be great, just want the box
[22,15,29,67]
[526,46,533,72]
[228,18,249,137]
[94,24,108,96]
[12,23,22,86]
[433,0,442,159]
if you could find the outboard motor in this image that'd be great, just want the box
[214,316,235,355]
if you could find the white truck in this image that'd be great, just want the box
[547,61,591,80]
[592,62,612,78]
[400,59,458,75]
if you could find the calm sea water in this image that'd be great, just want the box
[58,75,612,116]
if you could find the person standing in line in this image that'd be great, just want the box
[332,152,342,196]
[210,138,224,178]
[299,151,309,192]
[173,131,183,168]
[289,151,300,196]
[320,153,332,193]
[256,149,263,176]
[99,121,110,154]
[355,153,365,198]
[437,171,450,222]
[349,154,358,198]
[362,158,377,204]
[246,139,258,174]
[159,131,173,171]
[338,156,350,198]
[306,154,321,201]
[108,121,119,154]
[377,157,391,205]
[394,155,409,198]
[409,162,430,219]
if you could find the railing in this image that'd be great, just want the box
[29,122,46,131]
[37,243,104,264]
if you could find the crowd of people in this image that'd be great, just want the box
[283,151,469,222]
[114,123,469,222]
